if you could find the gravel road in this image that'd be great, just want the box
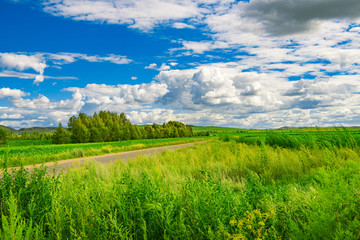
[3,141,206,175]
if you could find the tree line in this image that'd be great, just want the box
[52,111,209,144]
[0,111,209,146]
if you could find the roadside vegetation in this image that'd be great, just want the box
[0,127,359,239]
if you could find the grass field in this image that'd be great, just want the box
[0,137,210,168]
[0,128,360,239]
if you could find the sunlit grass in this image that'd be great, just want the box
[1,138,360,239]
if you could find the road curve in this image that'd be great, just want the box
[3,141,207,175]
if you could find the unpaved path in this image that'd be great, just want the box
[3,141,207,175]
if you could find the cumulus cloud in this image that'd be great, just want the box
[156,64,288,111]
[145,63,158,69]
[3,89,85,127]
[64,81,168,114]
[152,62,360,127]
[191,68,240,105]
[145,63,171,71]
[0,88,28,99]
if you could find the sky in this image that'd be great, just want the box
[1,0,360,129]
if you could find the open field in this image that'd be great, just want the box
[1,128,360,239]
[1,135,360,239]
[0,137,210,168]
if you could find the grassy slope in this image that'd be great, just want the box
[0,140,359,239]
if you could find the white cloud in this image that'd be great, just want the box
[0,52,131,83]
[0,52,46,73]
[5,0,360,128]
[0,88,28,99]
[131,76,138,80]
[3,89,85,127]
[0,113,23,119]
[172,22,195,29]
[145,63,158,69]
[64,81,168,114]
[0,53,46,84]
[42,52,132,66]
[0,70,78,83]
[47,53,132,65]
[159,63,170,71]
[156,63,288,111]
[42,0,203,31]
[152,62,360,127]
[145,63,171,71]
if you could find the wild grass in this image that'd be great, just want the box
[0,137,209,168]
[234,127,360,150]
[0,138,360,239]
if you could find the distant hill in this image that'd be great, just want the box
[0,125,57,134]
[0,125,16,132]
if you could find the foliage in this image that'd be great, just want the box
[227,209,277,240]
[220,134,231,142]
[52,123,71,144]
[0,127,8,146]
[68,111,196,143]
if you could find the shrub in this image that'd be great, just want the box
[0,127,8,146]
[220,134,231,142]
[71,148,85,158]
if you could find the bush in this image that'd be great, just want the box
[71,148,85,158]
[0,127,8,146]
[220,134,231,142]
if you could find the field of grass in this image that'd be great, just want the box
[1,129,360,239]
[192,126,245,133]
[6,140,52,147]
[0,137,210,168]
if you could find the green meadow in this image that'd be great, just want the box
[0,127,360,239]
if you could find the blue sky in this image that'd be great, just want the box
[1,0,360,129]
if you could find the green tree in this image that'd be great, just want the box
[71,118,90,143]
[0,127,8,146]
[67,116,77,131]
[52,123,71,144]
[89,127,102,142]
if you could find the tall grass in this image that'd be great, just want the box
[235,127,360,150]
[0,139,360,239]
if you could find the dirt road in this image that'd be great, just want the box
[3,141,206,175]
